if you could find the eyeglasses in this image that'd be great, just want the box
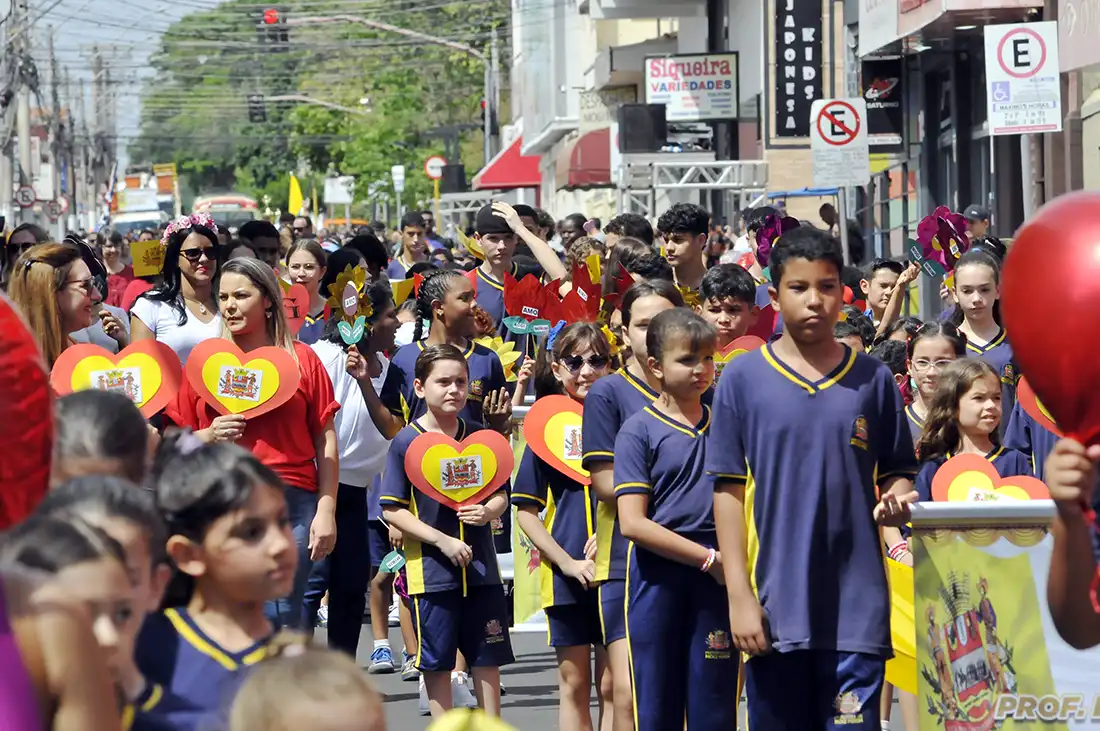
[911,358,955,372]
[180,246,219,263]
[65,278,96,295]
[559,354,611,372]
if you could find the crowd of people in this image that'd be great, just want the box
[0,194,1098,731]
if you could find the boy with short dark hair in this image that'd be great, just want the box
[706,226,918,731]
[699,263,759,351]
[657,202,710,295]
[860,258,905,326]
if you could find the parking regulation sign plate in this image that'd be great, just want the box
[810,99,870,188]
[984,21,1062,136]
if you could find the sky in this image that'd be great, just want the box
[14,0,224,166]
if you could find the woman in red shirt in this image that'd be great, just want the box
[167,256,339,629]
[97,231,134,308]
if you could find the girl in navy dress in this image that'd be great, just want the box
[914,359,1031,502]
[512,322,613,731]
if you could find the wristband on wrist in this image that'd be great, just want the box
[887,542,908,561]
[701,548,716,572]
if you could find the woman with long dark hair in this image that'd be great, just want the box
[129,214,222,364]
[1,223,49,291]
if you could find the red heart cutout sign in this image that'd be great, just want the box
[522,395,589,485]
[281,283,310,336]
[185,339,301,420]
[51,340,183,418]
[747,304,776,340]
[404,430,514,510]
[1017,376,1062,438]
[931,453,1049,503]
[1003,191,1100,445]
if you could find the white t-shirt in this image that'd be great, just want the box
[311,339,390,487]
[130,295,223,365]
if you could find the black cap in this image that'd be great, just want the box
[963,204,990,222]
[513,204,537,220]
[474,204,513,235]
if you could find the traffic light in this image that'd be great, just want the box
[480,99,499,135]
[256,7,289,49]
[247,94,267,123]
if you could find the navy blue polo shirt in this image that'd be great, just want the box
[966,328,1017,436]
[379,419,505,595]
[1003,400,1059,481]
[705,344,918,657]
[512,445,597,608]
[380,340,507,425]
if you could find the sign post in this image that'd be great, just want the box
[810,99,870,266]
[984,22,1062,136]
[424,156,446,225]
[390,164,406,220]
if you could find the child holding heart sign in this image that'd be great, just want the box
[380,344,513,719]
[512,322,613,731]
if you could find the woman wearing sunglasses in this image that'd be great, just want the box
[512,321,614,731]
[130,214,223,364]
[8,242,102,368]
[1,223,50,292]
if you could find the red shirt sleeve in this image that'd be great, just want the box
[121,279,153,313]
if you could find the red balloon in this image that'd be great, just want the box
[0,293,52,527]
[1002,191,1100,445]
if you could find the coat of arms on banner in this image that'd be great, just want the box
[922,571,1017,730]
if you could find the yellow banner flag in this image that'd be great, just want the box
[131,240,164,278]
[886,559,917,695]
[288,174,303,217]
[510,430,542,625]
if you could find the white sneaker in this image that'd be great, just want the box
[388,597,401,627]
[451,672,478,708]
[418,676,430,716]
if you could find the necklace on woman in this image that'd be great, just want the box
[184,297,208,315]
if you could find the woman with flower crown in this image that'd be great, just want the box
[130,214,223,365]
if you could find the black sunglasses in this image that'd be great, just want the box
[559,354,611,372]
[180,246,221,263]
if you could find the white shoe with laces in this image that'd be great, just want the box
[451,672,479,708]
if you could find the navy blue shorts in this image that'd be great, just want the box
[598,579,626,645]
[545,592,603,648]
[745,650,885,730]
[368,520,391,570]
[412,585,515,672]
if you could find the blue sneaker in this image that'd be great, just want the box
[368,646,396,674]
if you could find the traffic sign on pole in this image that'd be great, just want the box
[984,22,1061,136]
[45,201,62,221]
[14,186,35,209]
[809,99,870,188]
[424,156,446,180]
[391,164,406,194]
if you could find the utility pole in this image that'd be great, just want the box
[14,0,33,225]
[490,27,500,160]
[47,28,62,238]
[0,5,14,227]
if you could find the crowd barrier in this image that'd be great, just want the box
[910,501,1100,730]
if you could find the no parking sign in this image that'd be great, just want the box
[810,99,870,188]
[984,22,1062,135]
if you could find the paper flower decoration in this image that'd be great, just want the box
[325,265,372,344]
[678,284,702,310]
[475,336,522,381]
[502,273,558,335]
[599,324,622,358]
[756,214,800,267]
[915,206,968,271]
[456,228,486,260]
[601,262,635,312]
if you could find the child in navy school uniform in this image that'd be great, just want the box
[697,263,759,360]
[136,435,297,731]
[615,309,737,731]
[706,226,919,731]
[946,250,1018,436]
[903,322,967,446]
[512,322,614,731]
[581,279,685,731]
[913,359,1031,501]
[1004,388,1061,481]
[380,344,514,719]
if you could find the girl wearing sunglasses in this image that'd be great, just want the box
[130,215,223,365]
[513,321,613,731]
[8,242,102,368]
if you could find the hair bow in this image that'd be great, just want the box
[546,320,567,351]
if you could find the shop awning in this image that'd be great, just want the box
[555,128,612,189]
[472,136,542,190]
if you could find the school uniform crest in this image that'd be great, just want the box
[833,691,864,724]
[850,415,869,451]
[704,630,731,660]
[1001,363,1016,386]
[470,379,484,396]
[485,619,505,643]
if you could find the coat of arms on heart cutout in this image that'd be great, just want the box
[403,430,514,510]
[185,339,301,419]
[1016,376,1062,438]
[930,453,1049,503]
[714,336,765,381]
[522,395,589,485]
[51,341,183,418]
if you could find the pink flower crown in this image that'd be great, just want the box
[161,213,219,248]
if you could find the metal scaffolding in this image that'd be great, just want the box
[617,155,769,219]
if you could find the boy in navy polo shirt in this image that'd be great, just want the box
[707,227,918,731]
[657,202,710,301]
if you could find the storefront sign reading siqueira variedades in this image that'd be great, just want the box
[644,53,740,124]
